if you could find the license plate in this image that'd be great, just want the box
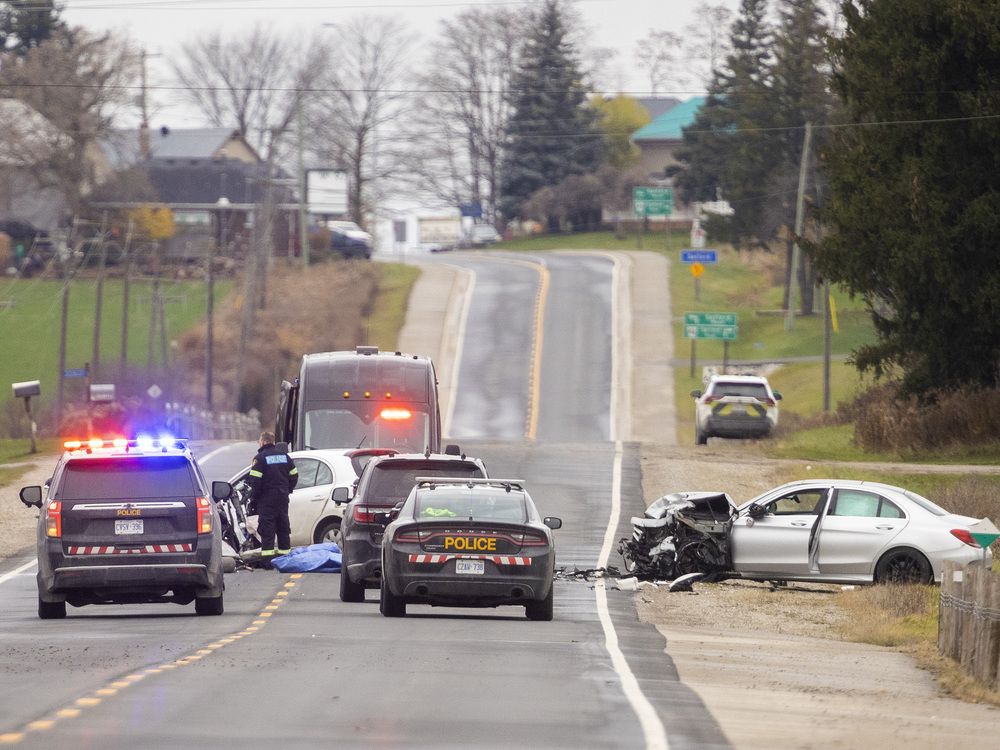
[456,559,484,575]
[115,520,144,535]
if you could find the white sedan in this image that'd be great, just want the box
[228,449,368,549]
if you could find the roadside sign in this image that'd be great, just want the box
[691,225,706,248]
[690,262,705,279]
[633,186,673,217]
[681,249,718,264]
[684,311,738,340]
[969,519,1000,549]
[63,368,87,379]
[146,384,163,399]
[89,384,116,403]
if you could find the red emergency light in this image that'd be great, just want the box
[379,407,412,421]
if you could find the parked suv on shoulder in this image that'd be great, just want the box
[690,375,781,445]
[338,452,488,602]
[20,437,230,619]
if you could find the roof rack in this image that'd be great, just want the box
[414,477,526,492]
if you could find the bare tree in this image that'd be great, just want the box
[171,25,329,160]
[308,16,413,228]
[635,30,684,94]
[0,27,137,217]
[683,3,734,89]
[406,8,523,223]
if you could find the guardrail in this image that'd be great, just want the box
[164,402,260,441]
[939,561,1000,688]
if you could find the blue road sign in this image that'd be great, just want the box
[63,368,87,379]
[681,249,718,264]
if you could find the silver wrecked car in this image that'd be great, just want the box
[620,480,990,584]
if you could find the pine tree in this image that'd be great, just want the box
[500,0,603,222]
[675,0,779,248]
[814,0,1000,396]
[0,1,62,54]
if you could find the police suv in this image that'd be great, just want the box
[20,437,230,619]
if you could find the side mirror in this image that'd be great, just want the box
[543,516,562,530]
[690,389,702,399]
[748,503,767,519]
[772,391,783,401]
[332,487,350,504]
[20,486,42,508]
[211,481,233,501]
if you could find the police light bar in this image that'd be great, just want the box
[62,436,187,452]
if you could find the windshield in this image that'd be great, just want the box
[58,457,197,500]
[708,381,770,399]
[416,490,527,522]
[304,405,430,451]
[366,461,484,506]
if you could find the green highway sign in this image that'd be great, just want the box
[684,311,738,340]
[633,186,673,217]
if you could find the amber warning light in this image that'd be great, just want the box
[379,407,412,421]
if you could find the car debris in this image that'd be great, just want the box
[618,492,736,582]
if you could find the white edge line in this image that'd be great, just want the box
[442,264,476,439]
[597,441,669,750]
[0,558,37,586]
[197,442,248,466]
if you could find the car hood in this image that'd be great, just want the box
[641,491,737,523]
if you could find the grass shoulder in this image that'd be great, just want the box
[366,263,421,351]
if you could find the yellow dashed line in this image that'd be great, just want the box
[264,605,278,611]
[195,650,212,656]
[283,582,296,588]
[26,721,53,731]
[258,612,272,618]
[123,674,144,683]
[290,573,303,579]
[54,710,80,719]
[0,732,24,743]
[160,663,178,669]
[75,698,101,708]
[143,668,163,675]
[110,681,130,688]
[276,591,288,598]
[252,619,267,625]
[95,688,118,697]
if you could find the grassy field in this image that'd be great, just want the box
[0,276,230,414]
[366,264,421,351]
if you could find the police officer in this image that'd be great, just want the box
[246,431,298,563]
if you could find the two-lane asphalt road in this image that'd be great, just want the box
[0,252,729,749]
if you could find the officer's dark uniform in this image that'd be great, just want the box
[246,441,298,559]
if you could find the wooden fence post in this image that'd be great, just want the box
[950,564,967,662]
[980,571,1000,687]
[961,566,978,672]
[939,561,953,657]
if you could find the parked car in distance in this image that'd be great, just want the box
[463,224,501,247]
[328,220,372,259]
[339,451,488,602]
[379,478,561,620]
[691,374,781,445]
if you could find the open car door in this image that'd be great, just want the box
[731,487,831,577]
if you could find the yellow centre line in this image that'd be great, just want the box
[75,698,101,707]
[54,710,80,720]
[95,688,118,696]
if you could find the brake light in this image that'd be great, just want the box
[394,526,423,543]
[511,531,548,547]
[380,407,412,421]
[951,529,979,547]
[353,505,376,523]
[46,501,62,538]
[196,497,213,534]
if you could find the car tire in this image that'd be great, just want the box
[525,585,554,621]
[874,547,933,584]
[314,517,343,547]
[379,580,406,617]
[38,597,66,619]
[339,554,365,603]
[195,592,224,616]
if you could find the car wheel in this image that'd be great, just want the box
[314,517,343,547]
[525,585,554,621]
[339,552,365,603]
[875,548,933,584]
[379,580,406,617]
[195,592,224,616]
[38,596,66,619]
[675,539,726,580]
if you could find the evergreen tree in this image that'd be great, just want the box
[0,1,61,54]
[500,0,603,222]
[675,0,779,248]
[814,0,1000,396]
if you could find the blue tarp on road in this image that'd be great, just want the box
[271,542,342,573]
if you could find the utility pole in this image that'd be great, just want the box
[296,94,310,266]
[785,121,813,332]
[91,212,109,378]
[120,220,134,378]
[56,254,71,428]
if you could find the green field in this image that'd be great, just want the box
[0,276,230,413]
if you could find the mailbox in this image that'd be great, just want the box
[12,380,41,398]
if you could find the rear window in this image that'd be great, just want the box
[417,490,526,522]
[365,461,484,506]
[903,490,948,517]
[58,457,197,500]
[709,381,769,399]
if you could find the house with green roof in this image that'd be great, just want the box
[631,96,706,218]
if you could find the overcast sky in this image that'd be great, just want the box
[63,0,740,128]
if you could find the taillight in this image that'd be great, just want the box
[394,526,422,543]
[46,501,62,538]
[196,497,213,534]
[762,398,776,406]
[951,529,978,547]
[353,505,376,523]
[511,531,548,547]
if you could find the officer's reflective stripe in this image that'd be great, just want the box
[249,470,263,478]
[289,468,298,475]
[261,549,276,557]
[276,549,291,555]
